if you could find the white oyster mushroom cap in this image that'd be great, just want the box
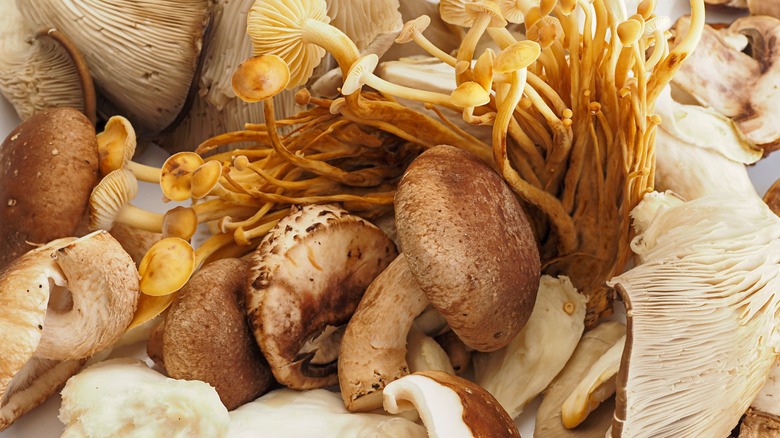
[608,193,780,437]
[16,0,211,134]
[0,0,83,119]
[59,358,229,438]
[228,388,426,438]
[473,275,586,418]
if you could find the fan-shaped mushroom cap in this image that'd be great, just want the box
[394,145,540,352]
[0,107,98,270]
[383,370,520,437]
[16,0,212,134]
[246,204,397,389]
[0,0,84,120]
[498,0,539,24]
[161,258,273,410]
[607,192,780,437]
[440,0,507,28]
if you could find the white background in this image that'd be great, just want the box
[0,1,778,436]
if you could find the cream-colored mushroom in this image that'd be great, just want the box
[473,275,587,418]
[17,0,212,134]
[607,191,780,437]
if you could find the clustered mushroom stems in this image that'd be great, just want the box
[135,0,706,328]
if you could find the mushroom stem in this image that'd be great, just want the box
[301,18,361,76]
[34,28,96,126]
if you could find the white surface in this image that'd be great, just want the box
[0,2,778,437]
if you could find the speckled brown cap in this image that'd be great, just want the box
[0,107,98,270]
[162,258,273,410]
[395,145,540,352]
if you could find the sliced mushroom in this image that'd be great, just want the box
[161,258,273,410]
[246,204,397,390]
[383,370,520,437]
[17,0,212,134]
[0,107,98,270]
[59,358,230,437]
[672,15,780,155]
[473,275,587,418]
[228,388,426,437]
[607,191,780,437]
[535,321,627,438]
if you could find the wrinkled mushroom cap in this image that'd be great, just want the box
[395,145,540,352]
[0,107,98,270]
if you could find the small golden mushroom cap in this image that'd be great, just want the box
[160,152,205,202]
[138,237,195,297]
[191,160,223,199]
[162,206,198,240]
[89,168,138,231]
[618,18,645,47]
[497,0,538,24]
[231,55,291,103]
[96,115,136,177]
[494,40,542,74]
[396,15,432,44]
[450,81,491,107]
[341,54,380,95]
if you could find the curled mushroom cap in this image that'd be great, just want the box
[0,107,98,270]
[607,192,780,437]
[161,258,273,410]
[383,370,520,437]
[17,0,212,134]
[395,145,540,352]
[246,204,397,389]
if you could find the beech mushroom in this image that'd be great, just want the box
[59,358,230,437]
[672,15,780,155]
[607,191,780,437]
[339,145,540,412]
[245,203,397,389]
[0,231,138,429]
[158,258,274,410]
[382,370,520,437]
[535,321,627,438]
[228,388,426,437]
[0,107,98,270]
[16,0,212,134]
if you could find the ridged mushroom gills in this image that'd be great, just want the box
[245,203,397,390]
[0,231,139,430]
[607,191,780,437]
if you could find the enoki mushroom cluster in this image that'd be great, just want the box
[129,0,706,328]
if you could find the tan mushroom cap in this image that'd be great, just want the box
[231,55,291,103]
[89,168,139,232]
[383,370,520,437]
[246,204,397,389]
[17,0,212,134]
[96,115,136,177]
[766,178,780,215]
[162,258,273,410]
[395,145,540,352]
[0,107,98,270]
[159,152,206,202]
[440,0,507,28]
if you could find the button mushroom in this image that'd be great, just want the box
[0,107,98,270]
[607,191,780,437]
[382,370,520,437]
[245,203,398,390]
[157,258,274,410]
[339,145,540,412]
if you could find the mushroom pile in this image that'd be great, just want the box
[1,0,780,437]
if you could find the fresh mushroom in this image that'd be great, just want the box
[672,15,780,155]
[0,107,98,270]
[607,191,780,437]
[245,203,397,390]
[59,358,230,437]
[339,145,540,412]
[383,370,520,437]
[158,258,274,410]
[16,0,212,134]
[228,388,426,437]
[765,177,780,214]
[739,361,780,437]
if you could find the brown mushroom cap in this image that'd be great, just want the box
[394,145,540,352]
[765,178,780,216]
[161,258,273,410]
[0,107,98,270]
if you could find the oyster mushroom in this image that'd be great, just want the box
[159,258,274,410]
[339,145,540,412]
[228,388,426,438]
[0,231,139,430]
[672,15,780,155]
[0,107,98,270]
[607,191,780,437]
[245,204,397,390]
[16,0,212,134]
[382,370,520,437]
